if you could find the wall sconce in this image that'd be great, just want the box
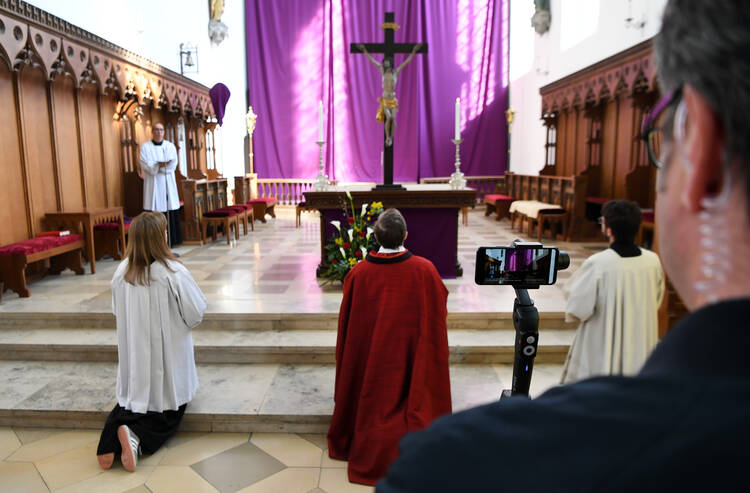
[179,43,198,75]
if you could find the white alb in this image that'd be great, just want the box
[561,248,665,383]
[140,140,180,212]
[111,259,206,413]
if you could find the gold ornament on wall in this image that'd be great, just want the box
[208,0,229,45]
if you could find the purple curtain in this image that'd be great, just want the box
[245,0,508,182]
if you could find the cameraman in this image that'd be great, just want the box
[561,200,664,384]
[377,1,750,491]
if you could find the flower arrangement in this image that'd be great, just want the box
[321,192,384,282]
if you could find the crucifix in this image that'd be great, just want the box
[350,12,427,190]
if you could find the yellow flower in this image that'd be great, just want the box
[335,237,343,246]
[370,201,384,214]
[348,257,357,267]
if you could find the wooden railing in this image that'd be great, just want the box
[256,179,316,205]
[254,179,378,205]
[420,175,505,203]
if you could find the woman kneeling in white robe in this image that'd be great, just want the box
[96,211,206,472]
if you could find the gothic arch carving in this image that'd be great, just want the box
[60,38,90,87]
[27,26,60,79]
[541,39,656,115]
[0,11,27,70]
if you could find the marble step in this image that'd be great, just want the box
[0,360,564,433]
[0,311,577,332]
[0,327,574,364]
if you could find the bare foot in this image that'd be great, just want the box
[97,452,114,470]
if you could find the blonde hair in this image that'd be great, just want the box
[123,212,177,286]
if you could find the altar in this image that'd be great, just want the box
[303,184,477,278]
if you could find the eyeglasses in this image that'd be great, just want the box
[641,87,682,168]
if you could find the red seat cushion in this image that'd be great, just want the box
[484,194,514,203]
[203,210,236,218]
[225,205,248,212]
[94,219,132,231]
[0,234,84,257]
[586,196,609,205]
[248,197,277,205]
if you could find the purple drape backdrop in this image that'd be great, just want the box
[245,0,508,182]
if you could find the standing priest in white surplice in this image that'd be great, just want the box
[140,122,182,247]
[561,200,664,384]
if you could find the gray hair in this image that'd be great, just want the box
[373,208,407,249]
[655,0,750,198]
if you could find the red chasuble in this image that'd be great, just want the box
[327,250,452,485]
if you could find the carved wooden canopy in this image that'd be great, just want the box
[0,0,215,119]
[540,39,657,115]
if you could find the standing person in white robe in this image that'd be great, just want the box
[561,200,664,383]
[140,123,182,247]
[96,212,206,472]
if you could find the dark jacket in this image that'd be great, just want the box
[377,299,750,492]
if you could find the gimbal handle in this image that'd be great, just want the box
[506,287,539,398]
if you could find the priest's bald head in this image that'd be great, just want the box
[374,208,408,249]
[653,0,750,310]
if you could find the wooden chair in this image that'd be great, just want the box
[201,210,240,245]
[248,197,277,223]
[296,201,314,228]
[94,219,132,260]
[224,205,255,235]
[484,194,515,221]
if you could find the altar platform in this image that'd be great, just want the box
[0,207,606,432]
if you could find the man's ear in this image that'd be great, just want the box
[681,85,725,212]
[403,230,408,243]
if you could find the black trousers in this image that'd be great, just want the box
[97,403,187,456]
[165,209,182,247]
[143,209,182,247]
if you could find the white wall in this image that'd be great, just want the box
[508,0,667,175]
[27,0,248,188]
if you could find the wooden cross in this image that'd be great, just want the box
[350,12,427,190]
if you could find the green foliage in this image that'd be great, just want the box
[320,197,384,283]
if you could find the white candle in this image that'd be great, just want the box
[454,97,461,140]
[318,100,324,142]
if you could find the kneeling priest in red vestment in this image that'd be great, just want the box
[327,208,452,485]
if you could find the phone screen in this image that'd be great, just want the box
[475,247,558,285]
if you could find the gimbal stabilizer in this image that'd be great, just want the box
[500,240,569,399]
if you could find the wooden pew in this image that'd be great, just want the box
[0,235,85,297]
[181,178,232,244]
[504,172,588,241]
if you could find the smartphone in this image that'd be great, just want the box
[475,245,559,286]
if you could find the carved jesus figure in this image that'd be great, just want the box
[357,43,422,147]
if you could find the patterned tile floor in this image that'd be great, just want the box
[0,427,373,492]
[0,362,565,493]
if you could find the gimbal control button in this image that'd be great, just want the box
[522,345,536,356]
[526,336,536,344]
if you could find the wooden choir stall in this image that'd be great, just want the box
[0,0,221,295]
[532,38,686,331]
